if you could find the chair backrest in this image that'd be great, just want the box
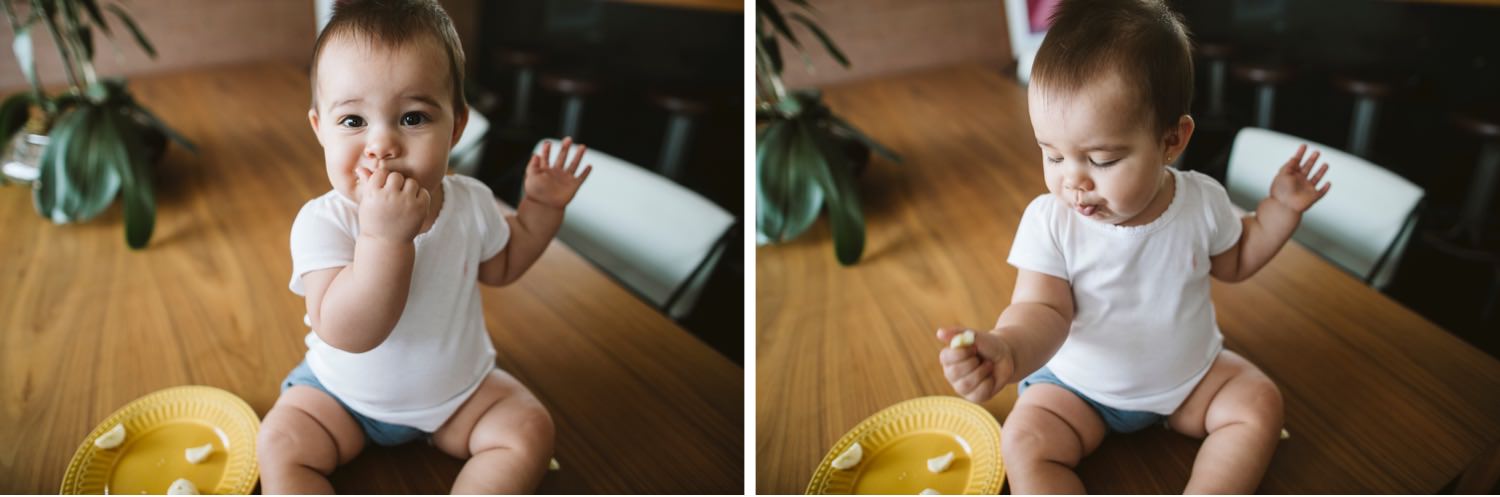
[1005,0,1057,85]
[531,139,734,319]
[1225,127,1423,289]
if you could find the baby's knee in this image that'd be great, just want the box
[1237,376,1285,428]
[1000,418,1050,464]
[256,418,304,467]
[513,400,555,453]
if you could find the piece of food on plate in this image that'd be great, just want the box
[830,442,863,470]
[93,424,126,450]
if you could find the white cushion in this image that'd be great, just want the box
[1225,127,1422,289]
[449,106,489,177]
[532,139,733,318]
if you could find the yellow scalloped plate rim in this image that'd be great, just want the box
[60,385,261,495]
[806,396,1004,495]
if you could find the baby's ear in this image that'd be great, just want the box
[307,108,323,144]
[450,105,470,148]
[1164,114,1195,156]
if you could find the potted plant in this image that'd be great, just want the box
[0,0,194,249]
[756,0,899,266]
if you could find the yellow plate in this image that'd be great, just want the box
[806,396,1004,495]
[60,386,261,495]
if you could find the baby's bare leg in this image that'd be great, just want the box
[1003,384,1108,494]
[257,386,367,494]
[431,369,555,494]
[1168,350,1284,494]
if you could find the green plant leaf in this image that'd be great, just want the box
[79,0,110,35]
[12,24,40,95]
[802,119,865,265]
[788,13,849,68]
[760,35,782,74]
[106,3,153,58]
[0,93,35,154]
[757,119,823,243]
[108,107,153,248]
[69,104,122,220]
[758,0,799,48]
[828,115,902,163]
[130,103,195,153]
[35,106,89,222]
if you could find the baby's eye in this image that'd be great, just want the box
[1046,156,1063,164]
[400,112,430,126]
[1090,158,1122,168]
[337,115,365,128]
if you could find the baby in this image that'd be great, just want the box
[256,0,591,493]
[937,0,1330,493]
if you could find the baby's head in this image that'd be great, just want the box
[307,0,467,204]
[1027,0,1195,226]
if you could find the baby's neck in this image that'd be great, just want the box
[1116,168,1175,227]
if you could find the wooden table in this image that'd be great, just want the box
[0,63,742,494]
[756,64,1500,493]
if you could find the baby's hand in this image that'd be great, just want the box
[1268,144,1331,214]
[936,327,1013,403]
[524,137,593,210]
[356,168,430,242]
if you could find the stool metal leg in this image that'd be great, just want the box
[560,96,584,138]
[1208,60,1227,118]
[1348,96,1380,158]
[658,114,695,180]
[509,68,534,129]
[1255,84,1276,128]
[1459,141,1500,244]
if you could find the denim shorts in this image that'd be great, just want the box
[280,361,430,447]
[1018,366,1166,434]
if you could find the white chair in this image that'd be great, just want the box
[449,106,490,177]
[531,139,734,319]
[1225,127,1423,290]
[1005,0,1055,85]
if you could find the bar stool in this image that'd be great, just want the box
[1450,108,1500,246]
[494,46,545,130]
[649,90,708,180]
[539,71,600,139]
[1232,59,1296,129]
[1196,41,1235,122]
[1332,71,1396,159]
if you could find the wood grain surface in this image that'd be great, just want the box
[0,62,742,494]
[755,64,1500,493]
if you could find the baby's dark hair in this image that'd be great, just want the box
[309,0,465,113]
[1031,0,1194,137]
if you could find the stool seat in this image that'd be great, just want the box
[1196,41,1235,58]
[1333,73,1396,99]
[1232,61,1295,85]
[1454,109,1500,139]
[650,92,709,115]
[540,73,601,96]
[495,47,544,67]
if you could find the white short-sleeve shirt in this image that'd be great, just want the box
[1007,168,1244,414]
[288,174,510,431]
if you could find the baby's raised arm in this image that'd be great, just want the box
[478,138,592,286]
[1211,144,1331,282]
[938,269,1074,402]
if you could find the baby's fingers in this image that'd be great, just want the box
[1300,150,1321,173]
[954,360,995,394]
[1282,144,1308,172]
[1308,163,1329,185]
[941,352,978,382]
[962,377,996,403]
